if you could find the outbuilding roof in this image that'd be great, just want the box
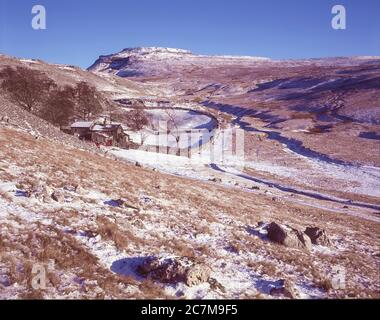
[71,121,93,128]
[92,123,121,131]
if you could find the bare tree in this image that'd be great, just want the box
[74,82,103,120]
[39,85,75,126]
[165,108,182,152]
[126,109,151,145]
[0,66,55,112]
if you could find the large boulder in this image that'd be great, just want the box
[304,227,331,246]
[137,257,211,286]
[266,222,312,251]
[137,257,187,284]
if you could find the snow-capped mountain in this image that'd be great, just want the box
[88,48,380,126]
[88,47,380,79]
[88,47,271,77]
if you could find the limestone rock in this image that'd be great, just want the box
[304,227,331,246]
[137,257,211,286]
[266,222,312,251]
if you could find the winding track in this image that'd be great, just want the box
[116,98,380,214]
[208,163,380,212]
[201,101,380,212]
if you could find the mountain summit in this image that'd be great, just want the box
[88,47,270,77]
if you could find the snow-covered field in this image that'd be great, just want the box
[124,108,217,148]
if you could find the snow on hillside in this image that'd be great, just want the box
[1,50,380,300]
[5,125,368,299]
[88,47,271,75]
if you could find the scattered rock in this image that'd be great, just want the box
[256,221,266,228]
[63,228,77,235]
[140,195,153,204]
[131,219,144,228]
[208,277,226,293]
[30,184,53,203]
[75,185,86,195]
[78,230,97,238]
[63,184,80,192]
[0,116,10,123]
[63,185,76,192]
[269,279,300,298]
[51,190,65,202]
[104,198,138,210]
[251,186,260,190]
[304,227,331,246]
[137,257,211,286]
[185,264,211,287]
[113,199,126,207]
[225,243,241,254]
[266,222,312,251]
[135,161,142,167]
[175,290,185,297]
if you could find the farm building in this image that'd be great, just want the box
[70,119,130,148]
[71,121,93,140]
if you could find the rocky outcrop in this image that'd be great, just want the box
[266,222,312,251]
[137,257,211,286]
[304,227,331,246]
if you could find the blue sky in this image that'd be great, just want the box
[1,0,379,68]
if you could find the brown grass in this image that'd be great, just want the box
[0,126,379,298]
[96,216,145,251]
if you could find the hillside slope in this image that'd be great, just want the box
[0,125,379,299]
[0,51,379,299]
